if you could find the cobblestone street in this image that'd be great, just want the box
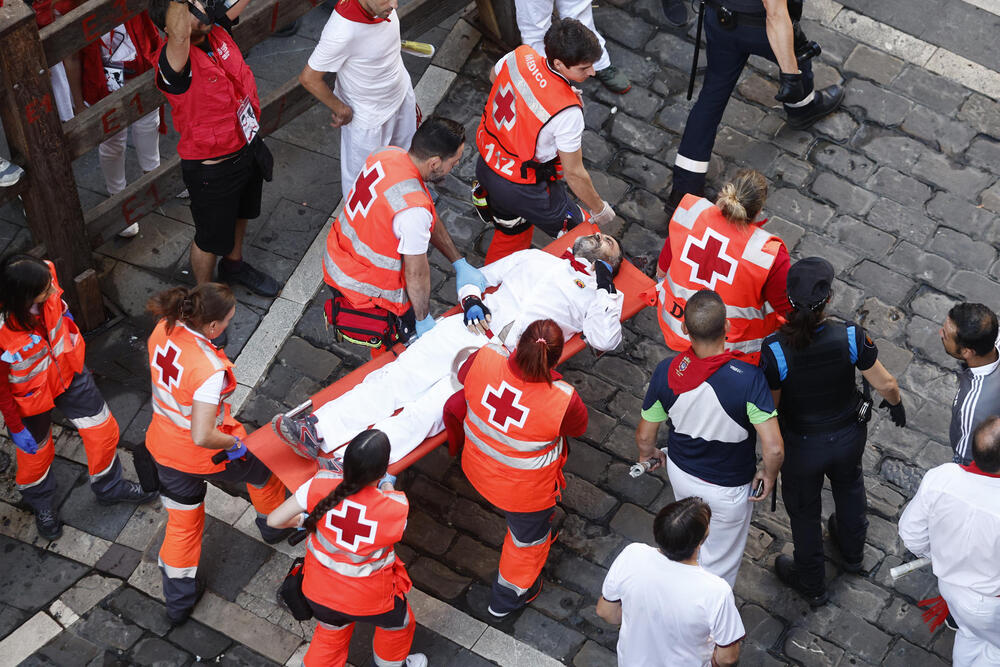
[2,0,1000,664]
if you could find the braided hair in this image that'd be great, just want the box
[147,283,235,335]
[512,319,564,386]
[302,429,391,534]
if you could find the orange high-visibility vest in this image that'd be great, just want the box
[302,472,412,616]
[323,147,436,316]
[0,261,86,417]
[475,46,582,185]
[146,320,245,475]
[461,345,572,513]
[656,194,784,362]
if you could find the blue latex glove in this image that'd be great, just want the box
[415,314,436,338]
[11,428,39,455]
[226,436,248,461]
[379,473,397,489]
[452,258,487,294]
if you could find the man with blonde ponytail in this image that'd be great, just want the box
[267,430,427,667]
[655,168,791,364]
[145,284,292,626]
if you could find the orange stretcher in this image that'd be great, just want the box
[246,222,656,491]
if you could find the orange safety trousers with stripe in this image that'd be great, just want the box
[304,600,416,667]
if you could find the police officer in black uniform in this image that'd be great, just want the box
[759,257,906,606]
[669,0,844,207]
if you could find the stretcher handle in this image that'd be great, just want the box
[890,557,931,580]
[211,450,228,464]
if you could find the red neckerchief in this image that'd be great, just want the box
[560,250,590,275]
[960,461,1000,478]
[667,347,742,394]
[335,0,389,24]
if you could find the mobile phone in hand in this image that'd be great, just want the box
[750,479,764,498]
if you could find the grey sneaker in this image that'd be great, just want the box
[595,65,631,94]
[0,158,24,187]
[273,413,324,459]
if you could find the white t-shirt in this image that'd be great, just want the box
[179,323,225,405]
[602,543,745,667]
[392,207,433,255]
[493,57,584,162]
[308,10,412,129]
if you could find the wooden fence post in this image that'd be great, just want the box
[476,0,520,48]
[0,0,104,330]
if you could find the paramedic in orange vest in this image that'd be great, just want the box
[267,429,427,667]
[0,255,156,541]
[145,284,291,625]
[447,319,588,617]
[149,0,280,301]
[655,168,792,364]
[324,116,486,343]
[474,18,617,264]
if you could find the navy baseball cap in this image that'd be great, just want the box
[787,257,834,310]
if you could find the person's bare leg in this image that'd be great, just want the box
[190,242,217,284]
[225,218,248,262]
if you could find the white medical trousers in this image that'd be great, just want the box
[667,458,752,587]
[99,109,161,195]
[339,87,417,198]
[939,580,1000,666]
[514,0,611,71]
[314,314,487,463]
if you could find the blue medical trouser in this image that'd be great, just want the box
[672,6,815,197]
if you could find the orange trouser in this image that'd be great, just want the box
[485,227,533,264]
[492,506,555,614]
[305,597,416,667]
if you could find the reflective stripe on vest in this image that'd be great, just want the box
[465,408,559,453]
[307,536,396,578]
[660,272,775,322]
[311,528,391,564]
[464,424,564,470]
[151,383,193,430]
[323,251,409,305]
[503,52,552,126]
[9,353,51,383]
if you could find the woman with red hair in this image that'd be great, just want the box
[444,318,588,617]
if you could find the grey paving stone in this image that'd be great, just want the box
[884,242,954,287]
[844,44,904,85]
[35,630,103,666]
[529,581,582,622]
[769,154,813,187]
[857,298,906,340]
[877,596,941,646]
[572,639,616,667]
[827,574,892,624]
[560,474,618,521]
[403,509,457,556]
[811,142,877,184]
[0,536,89,612]
[982,181,1000,213]
[408,558,471,600]
[740,603,783,647]
[58,479,138,542]
[596,7,657,49]
[583,408,617,447]
[866,167,933,206]
[844,78,913,126]
[584,101,613,131]
[564,442,612,484]
[193,518,273,603]
[865,198,937,246]
[513,608,586,660]
[560,370,618,407]
[604,462,662,505]
[553,552,610,596]
[167,618,232,659]
[106,587,172,637]
[595,85,665,124]
[218,643,282,666]
[912,152,993,201]
[930,227,996,269]
[556,514,624,567]
[717,128,783,173]
[824,216,894,259]
[408,476,455,518]
[610,113,670,156]
[882,638,949,667]
[767,188,835,232]
[95,543,142,580]
[901,105,977,156]
[617,188,668,229]
[849,261,916,306]
[444,535,498,582]
[926,192,999,242]
[783,627,843,666]
[853,125,929,173]
[611,152,672,192]
[72,607,144,651]
[129,636,194,666]
[811,110,860,144]
[609,503,654,545]
[276,336,340,383]
[602,41,662,87]
[890,66,971,116]
[0,604,28,640]
[582,130,615,169]
[946,271,1000,312]
[910,288,954,322]
[966,136,1000,176]
[957,93,1000,138]
[449,497,506,548]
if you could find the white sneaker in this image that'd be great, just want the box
[176,188,190,199]
[0,158,23,187]
[404,654,428,667]
[118,223,139,238]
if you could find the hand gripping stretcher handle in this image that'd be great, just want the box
[889,557,931,580]
[212,400,317,464]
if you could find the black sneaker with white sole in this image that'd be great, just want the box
[218,260,281,297]
[35,508,63,541]
[785,85,845,130]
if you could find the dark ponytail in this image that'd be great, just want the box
[303,429,391,534]
[513,319,564,386]
[147,283,235,334]
[779,303,826,349]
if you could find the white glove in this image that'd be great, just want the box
[590,200,615,226]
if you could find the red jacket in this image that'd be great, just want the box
[81,14,162,106]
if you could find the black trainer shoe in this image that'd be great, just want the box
[828,513,865,573]
[97,480,159,507]
[488,578,543,619]
[775,554,828,607]
[661,0,689,27]
[167,578,206,627]
[218,260,281,297]
[273,413,324,460]
[785,85,845,130]
[255,515,296,545]
[944,613,958,631]
[35,508,63,541]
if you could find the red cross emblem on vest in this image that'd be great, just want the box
[482,381,529,433]
[153,340,184,391]
[492,83,517,131]
[679,228,738,289]
[326,498,378,551]
[346,161,386,219]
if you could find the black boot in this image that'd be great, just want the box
[785,85,845,130]
[255,515,296,545]
[97,480,159,506]
[775,554,828,607]
[35,508,63,541]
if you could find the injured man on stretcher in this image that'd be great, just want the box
[274,232,624,464]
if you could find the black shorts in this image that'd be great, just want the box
[182,142,265,256]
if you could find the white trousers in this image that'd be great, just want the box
[314,314,488,463]
[340,86,418,199]
[667,458,752,587]
[99,110,161,195]
[939,580,1000,666]
[514,0,611,71]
